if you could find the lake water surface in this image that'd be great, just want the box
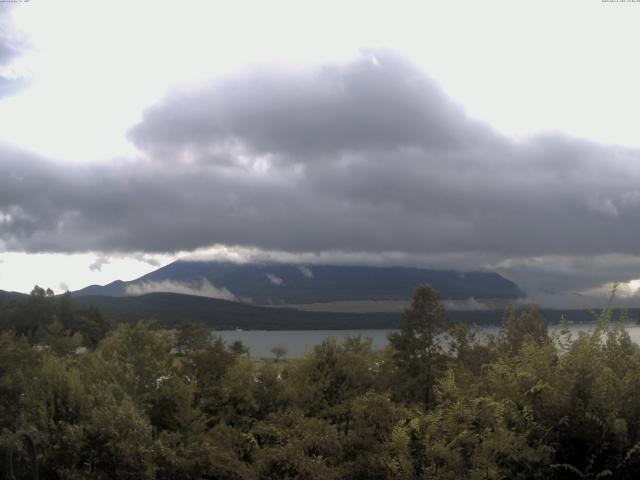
[217,324,640,358]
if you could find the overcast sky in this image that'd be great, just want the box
[2,0,640,307]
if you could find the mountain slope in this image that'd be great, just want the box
[73,261,523,305]
[74,292,401,330]
[73,280,127,297]
[1,288,631,330]
[0,290,27,301]
[72,292,630,329]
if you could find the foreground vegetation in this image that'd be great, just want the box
[1,285,640,478]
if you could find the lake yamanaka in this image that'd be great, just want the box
[217,324,640,358]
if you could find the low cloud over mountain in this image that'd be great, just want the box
[124,278,237,301]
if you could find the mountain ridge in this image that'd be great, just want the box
[2,287,634,330]
[73,260,524,305]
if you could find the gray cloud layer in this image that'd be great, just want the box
[129,52,488,161]
[3,51,640,298]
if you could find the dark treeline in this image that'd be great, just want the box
[1,285,640,478]
[0,286,110,350]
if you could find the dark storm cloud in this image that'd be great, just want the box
[3,51,640,296]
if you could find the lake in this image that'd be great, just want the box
[217,324,640,358]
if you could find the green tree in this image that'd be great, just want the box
[287,336,377,429]
[271,345,288,362]
[229,340,250,357]
[388,284,449,409]
[176,320,211,353]
[96,321,174,408]
[500,305,549,355]
[253,410,342,480]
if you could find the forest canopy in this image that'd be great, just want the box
[1,285,639,479]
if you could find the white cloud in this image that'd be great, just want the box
[0,251,173,294]
[443,297,491,311]
[89,255,110,272]
[298,265,313,279]
[132,253,161,267]
[266,273,283,286]
[125,278,237,301]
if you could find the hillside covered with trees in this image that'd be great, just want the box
[1,285,640,478]
[73,261,524,304]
